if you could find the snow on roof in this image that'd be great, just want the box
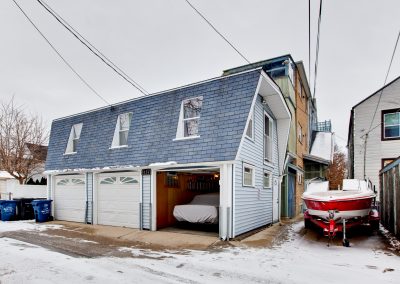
[310,132,334,162]
[0,171,14,180]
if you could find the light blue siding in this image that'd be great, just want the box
[86,172,93,224]
[142,174,151,229]
[234,95,280,236]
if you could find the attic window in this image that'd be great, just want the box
[175,97,203,139]
[65,123,83,154]
[111,113,132,148]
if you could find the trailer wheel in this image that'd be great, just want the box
[304,218,311,229]
[370,220,379,231]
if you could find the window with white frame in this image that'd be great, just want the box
[298,123,303,143]
[383,110,400,139]
[65,123,83,154]
[263,171,272,189]
[243,164,255,187]
[176,96,203,139]
[111,113,132,148]
[264,112,273,162]
[245,111,254,139]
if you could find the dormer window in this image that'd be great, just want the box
[65,123,83,154]
[111,113,132,148]
[175,97,203,139]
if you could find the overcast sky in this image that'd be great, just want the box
[1,0,399,147]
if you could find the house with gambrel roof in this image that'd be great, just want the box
[45,68,291,240]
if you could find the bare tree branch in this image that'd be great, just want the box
[0,98,48,184]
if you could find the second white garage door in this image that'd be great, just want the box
[97,172,140,228]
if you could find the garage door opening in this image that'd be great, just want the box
[156,169,220,236]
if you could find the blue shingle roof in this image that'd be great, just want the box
[45,70,260,171]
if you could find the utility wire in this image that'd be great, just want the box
[365,30,400,135]
[184,0,251,65]
[184,0,312,116]
[11,0,110,105]
[312,0,323,98]
[36,0,149,96]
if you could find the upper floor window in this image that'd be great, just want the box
[264,112,273,162]
[245,111,254,139]
[175,97,203,139]
[111,112,132,148]
[65,123,83,154]
[382,109,400,140]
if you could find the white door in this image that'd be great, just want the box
[97,172,140,228]
[273,177,279,222]
[54,175,86,222]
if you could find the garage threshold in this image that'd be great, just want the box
[50,221,220,250]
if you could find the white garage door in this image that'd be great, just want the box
[97,172,140,228]
[54,175,86,223]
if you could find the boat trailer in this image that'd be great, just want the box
[304,209,380,247]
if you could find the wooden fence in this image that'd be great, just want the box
[380,157,400,238]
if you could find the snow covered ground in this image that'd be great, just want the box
[0,221,399,283]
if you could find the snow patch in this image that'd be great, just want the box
[0,220,62,233]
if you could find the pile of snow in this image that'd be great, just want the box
[0,220,62,233]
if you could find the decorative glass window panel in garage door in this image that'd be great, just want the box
[100,177,117,184]
[120,177,138,184]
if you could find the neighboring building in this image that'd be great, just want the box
[45,69,291,240]
[224,55,333,218]
[348,76,400,192]
[25,143,48,183]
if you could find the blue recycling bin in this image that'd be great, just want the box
[0,200,18,221]
[31,200,53,223]
[0,200,5,220]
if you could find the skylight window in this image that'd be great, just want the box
[65,123,83,154]
[111,112,132,148]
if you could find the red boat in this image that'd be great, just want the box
[302,179,380,246]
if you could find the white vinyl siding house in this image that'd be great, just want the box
[45,69,291,240]
[349,77,400,193]
[234,97,280,236]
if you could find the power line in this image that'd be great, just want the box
[11,0,110,105]
[36,0,149,96]
[184,0,251,65]
[184,0,312,118]
[312,0,323,98]
[360,30,399,179]
[365,30,400,135]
